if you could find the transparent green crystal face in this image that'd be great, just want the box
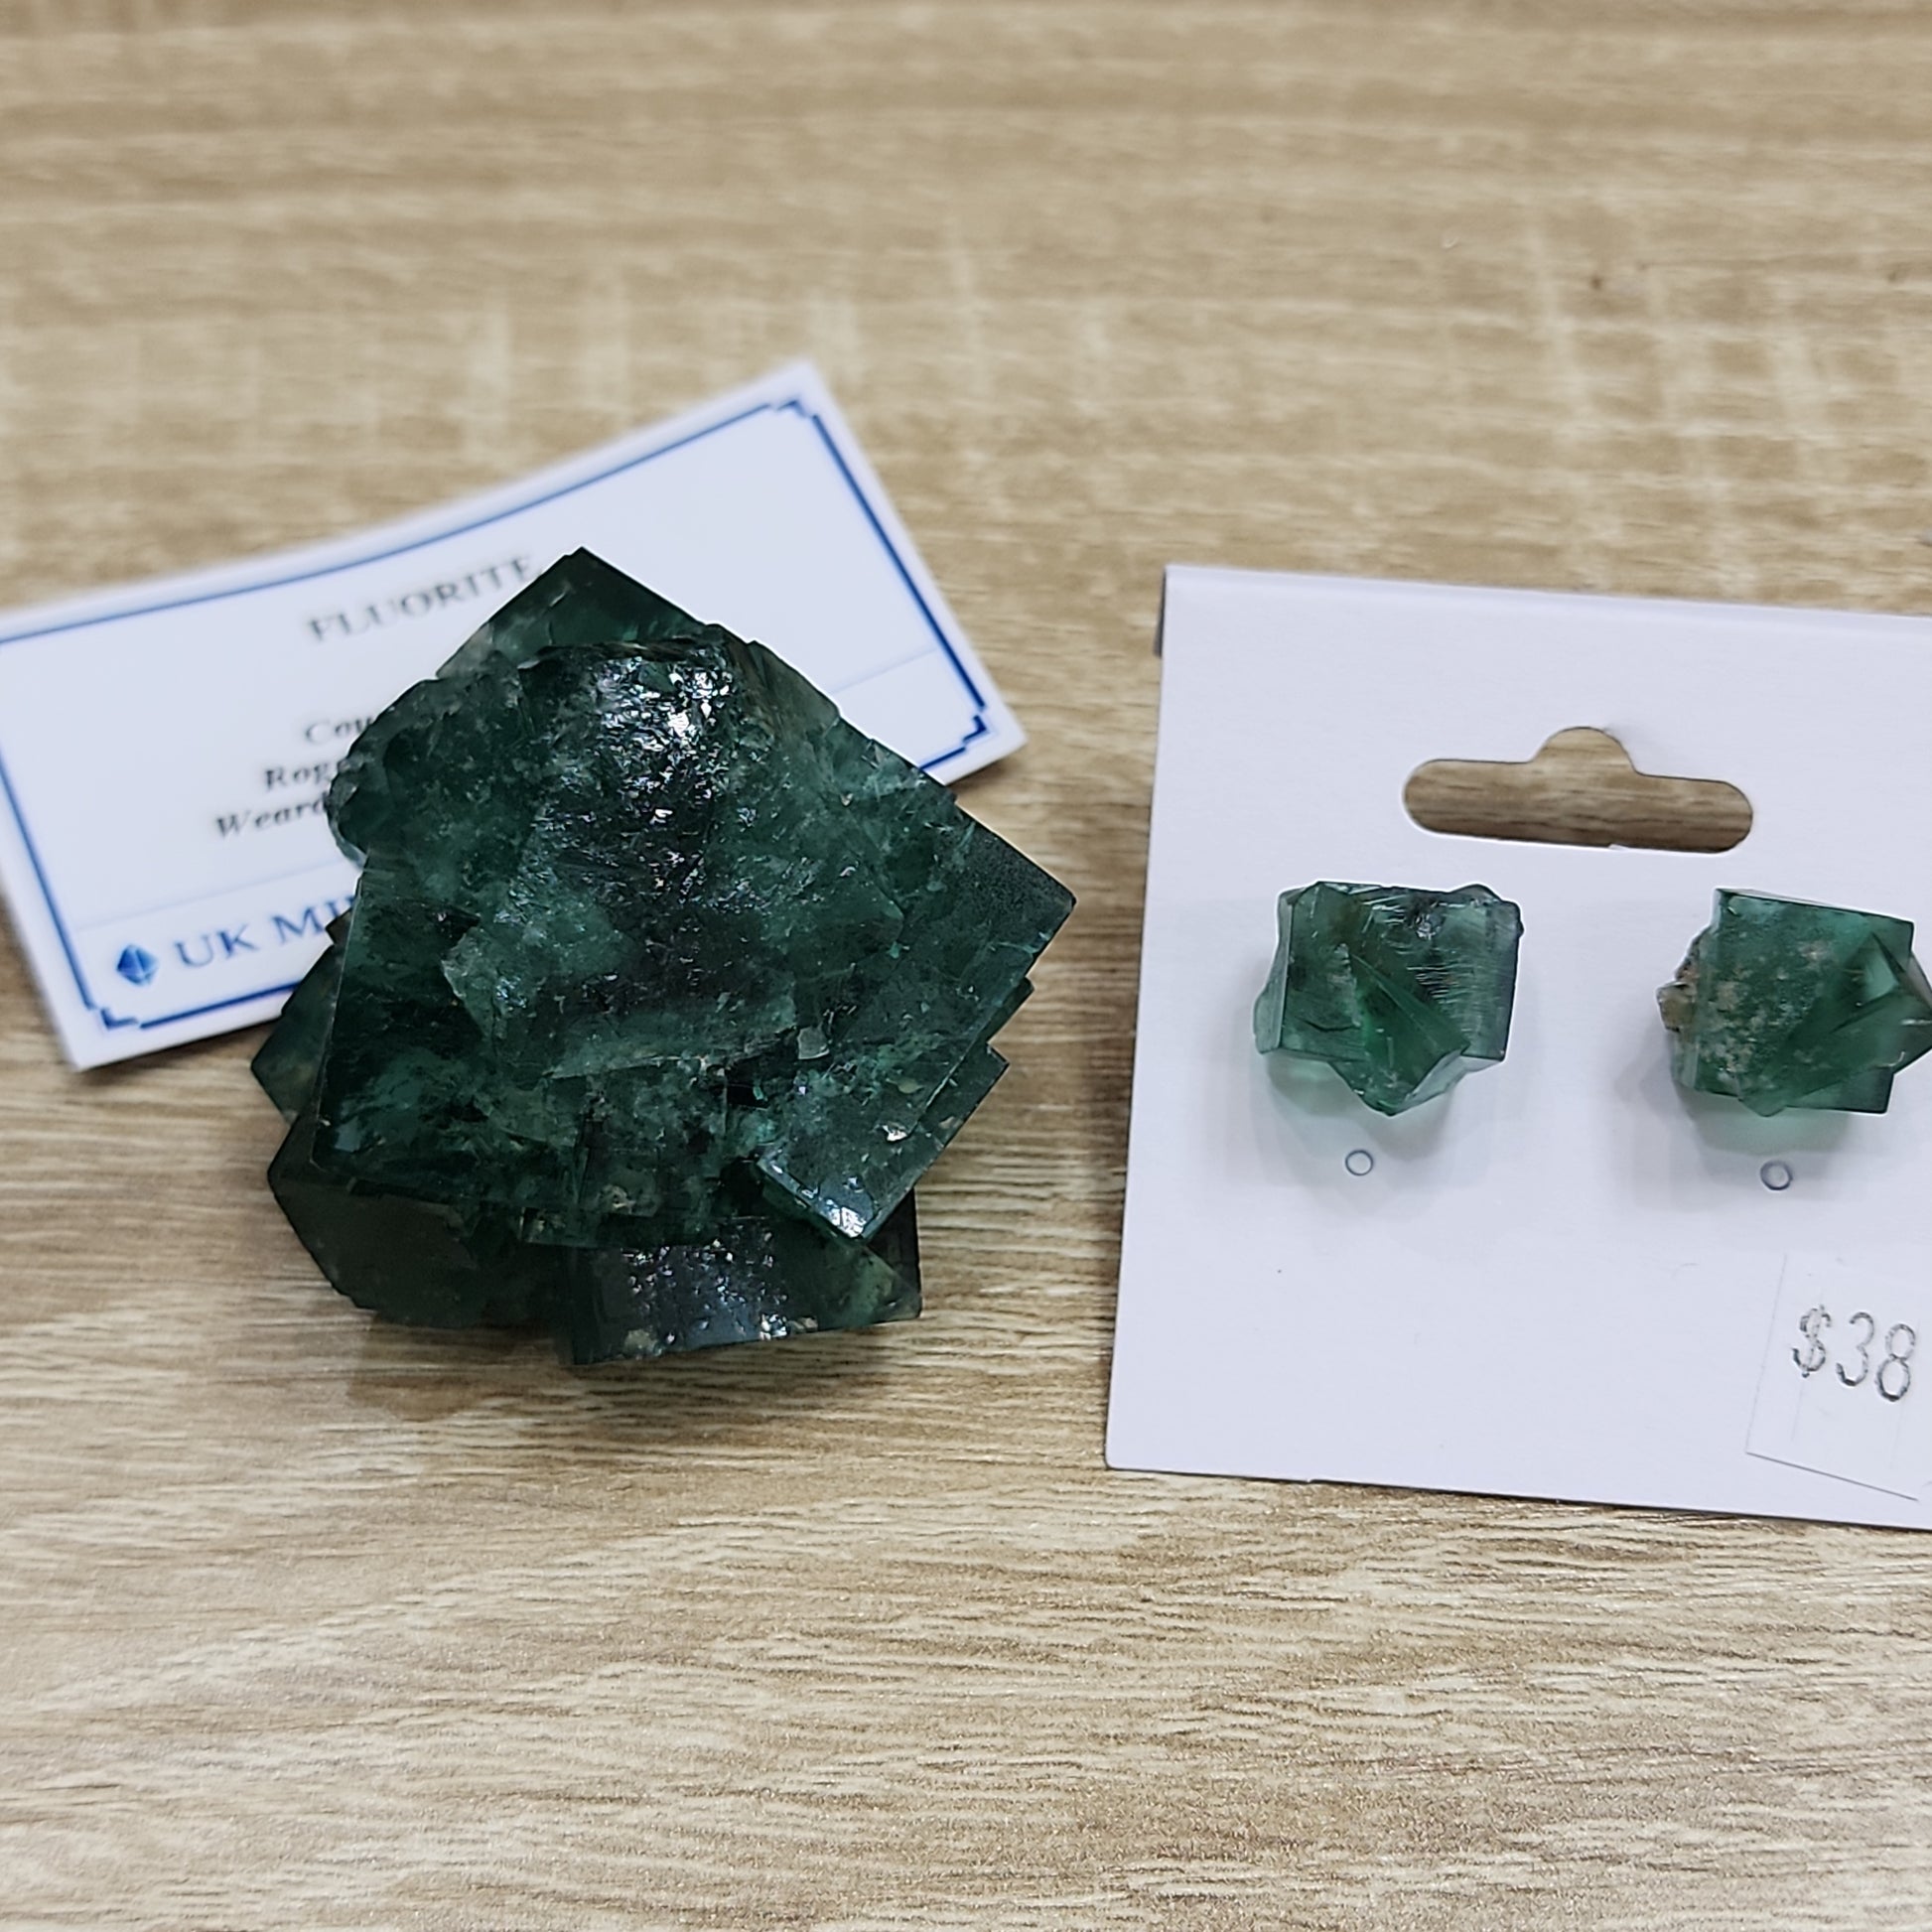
[253,551,1074,1363]
[1658,891,1932,1116]
[1253,882,1523,1116]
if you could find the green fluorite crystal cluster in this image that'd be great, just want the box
[254,551,1073,1363]
[1659,891,1932,1116]
[1253,882,1523,1115]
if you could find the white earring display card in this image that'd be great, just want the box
[1108,567,1932,1530]
[0,363,1022,1068]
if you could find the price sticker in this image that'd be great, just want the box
[1747,1258,1932,1499]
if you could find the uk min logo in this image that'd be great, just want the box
[114,944,159,987]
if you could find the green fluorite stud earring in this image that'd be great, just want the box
[1659,891,1932,1116]
[1253,882,1524,1116]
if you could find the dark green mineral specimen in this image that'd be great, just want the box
[1658,891,1932,1116]
[254,551,1073,1362]
[1253,881,1523,1115]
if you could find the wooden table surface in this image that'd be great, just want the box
[5,4,1931,1925]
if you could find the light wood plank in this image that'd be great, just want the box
[4,4,1931,1924]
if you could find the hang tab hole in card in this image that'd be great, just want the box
[1404,727,1753,853]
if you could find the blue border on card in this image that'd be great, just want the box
[0,392,991,1037]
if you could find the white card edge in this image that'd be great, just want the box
[1160,559,1932,639]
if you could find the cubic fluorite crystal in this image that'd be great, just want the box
[1658,891,1932,1115]
[254,550,1073,1363]
[1253,882,1523,1115]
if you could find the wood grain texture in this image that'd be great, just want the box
[4,3,1932,1925]
[1405,729,1757,852]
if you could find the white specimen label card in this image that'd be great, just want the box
[0,363,1023,1067]
[1747,1258,1932,1500]
[1109,566,1932,1531]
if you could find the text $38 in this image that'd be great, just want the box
[1793,1306,1916,1403]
